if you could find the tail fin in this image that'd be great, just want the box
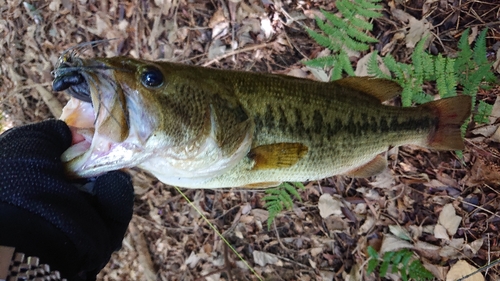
[423,95,471,150]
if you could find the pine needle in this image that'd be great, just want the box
[173,185,264,281]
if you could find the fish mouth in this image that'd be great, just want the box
[53,56,154,178]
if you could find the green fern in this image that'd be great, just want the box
[475,101,493,123]
[366,246,434,281]
[367,28,496,125]
[368,38,448,106]
[304,0,383,80]
[263,182,305,230]
[455,28,497,105]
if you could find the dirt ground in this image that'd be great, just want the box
[1,0,500,280]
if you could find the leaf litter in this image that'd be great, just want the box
[1,0,500,280]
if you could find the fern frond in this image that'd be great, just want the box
[366,247,434,281]
[411,37,427,86]
[339,51,355,76]
[367,51,391,79]
[304,0,382,78]
[412,91,433,104]
[455,28,474,81]
[400,86,413,107]
[336,0,356,19]
[475,100,493,123]
[472,28,488,66]
[350,16,374,31]
[382,55,403,79]
[343,0,383,18]
[444,57,457,97]
[435,55,457,98]
[320,9,348,29]
[346,25,379,44]
[356,0,383,11]
[316,18,344,39]
[282,183,303,202]
[303,56,338,68]
[305,27,340,51]
[422,51,435,81]
[263,182,305,229]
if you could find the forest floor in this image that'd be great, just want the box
[1,0,500,280]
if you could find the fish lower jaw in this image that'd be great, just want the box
[62,133,149,178]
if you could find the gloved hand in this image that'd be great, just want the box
[0,120,134,280]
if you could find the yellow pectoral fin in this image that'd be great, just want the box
[344,155,388,178]
[249,143,308,170]
[239,182,282,189]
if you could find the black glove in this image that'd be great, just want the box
[0,120,134,280]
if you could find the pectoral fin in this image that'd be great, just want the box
[248,143,308,170]
[344,155,387,178]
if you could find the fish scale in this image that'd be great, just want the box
[53,57,471,188]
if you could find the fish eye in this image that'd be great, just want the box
[140,67,164,88]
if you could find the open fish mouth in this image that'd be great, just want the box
[53,51,154,178]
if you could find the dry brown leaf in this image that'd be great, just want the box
[389,1,411,22]
[423,0,439,16]
[437,204,462,237]
[406,17,432,49]
[470,239,484,254]
[381,32,405,55]
[414,240,441,261]
[466,156,500,186]
[440,238,465,259]
[446,260,484,281]
[355,52,391,77]
[370,168,395,189]
[286,68,309,78]
[208,7,227,28]
[471,125,498,137]
[468,26,479,45]
[493,48,500,74]
[358,215,375,234]
[489,95,500,123]
[379,234,413,255]
[388,1,432,49]
[310,247,323,257]
[128,219,157,281]
[250,208,269,222]
[318,194,343,218]
[424,263,448,280]
[185,251,201,268]
[253,251,280,267]
[307,66,329,82]
[319,270,335,281]
[434,224,450,240]
[388,225,411,241]
[207,39,227,59]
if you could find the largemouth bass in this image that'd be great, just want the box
[52,55,471,188]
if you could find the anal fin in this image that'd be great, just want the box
[240,182,282,189]
[344,155,387,178]
[248,143,308,170]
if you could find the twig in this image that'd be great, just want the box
[457,257,500,281]
[273,220,299,253]
[129,216,158,281]
[36,85,63,117]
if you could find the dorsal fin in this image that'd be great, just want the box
[333,77,402,102]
